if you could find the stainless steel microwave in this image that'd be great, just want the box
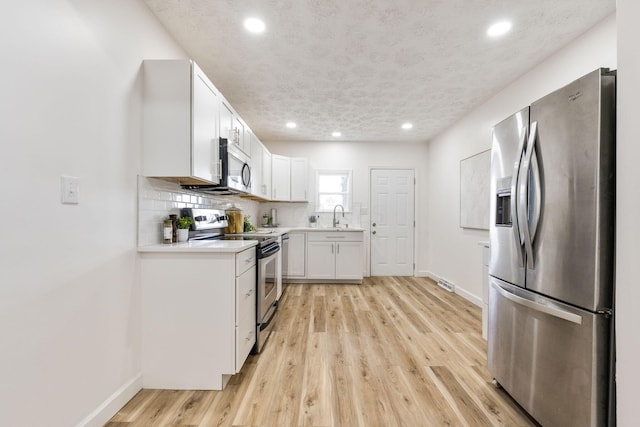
[181,138,251,195]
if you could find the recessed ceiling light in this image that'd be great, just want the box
[286,122,297,129]
[401,123,413,130]
[331,131,342,137]
[487,21,512,37]
[244,17,265,34]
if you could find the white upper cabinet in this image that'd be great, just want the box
[270,155,308,202]
[271,154,291,201]
[249,133,272,199]
[220,98,250,157]
[142,60,220,184]
[290,157,308,202]
[262,148,272,200]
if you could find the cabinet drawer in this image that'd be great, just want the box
[307,231,363,242]
[236,247,257,275]
[235,299,256,371]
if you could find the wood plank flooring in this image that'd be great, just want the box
[107,276,536,427]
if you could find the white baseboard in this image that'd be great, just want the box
[416,270,432,278]
[420,270,482,308]
[76,372,142,427]
[455,286,483,308]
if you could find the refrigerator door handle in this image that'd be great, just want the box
[510,128,527,268]
[530,138,542,242]
[520,121,538,269]
[492,281,583,325]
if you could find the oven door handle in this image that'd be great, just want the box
[259,244,280,258]
[259,301,278,331]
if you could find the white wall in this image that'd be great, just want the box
[615,1,640,425]
[0,1,186,426]
[264,140,429,276]
[425,15,617,304]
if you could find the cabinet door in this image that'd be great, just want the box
[192,63,220,184]
[220,100,234,142]
[235,265,256,372]
[262,149,272,199]
[250,134,262,197]
[271,154,291,201]
[287,232,306,277]
[306,241,335,279]
[233,116,246,154]
[241,122,252,157]
[335,241,363,280]
[290,157,308,201]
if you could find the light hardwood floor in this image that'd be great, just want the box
[107,276,536,427]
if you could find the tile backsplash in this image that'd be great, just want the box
[137,176,260,246]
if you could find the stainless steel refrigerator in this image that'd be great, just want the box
[488,68,615,427]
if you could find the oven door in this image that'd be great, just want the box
[255,249,278,353]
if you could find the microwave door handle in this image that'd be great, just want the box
[520,121,537,269]
[511,128,527,268]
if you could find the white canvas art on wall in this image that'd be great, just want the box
[460,149,491,230]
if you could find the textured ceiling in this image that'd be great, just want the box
[143,0,614,143]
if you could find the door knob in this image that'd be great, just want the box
[372,231,377,235]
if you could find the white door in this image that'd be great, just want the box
[370,169,415,276]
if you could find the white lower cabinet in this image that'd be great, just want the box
[285,232,306,278]
[306,241,335,280]
[235,247,257,369]
[141,247,256,390]
[306,232,363,282]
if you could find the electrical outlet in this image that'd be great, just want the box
[61,175,79,204]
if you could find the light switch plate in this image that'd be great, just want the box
[61,175,79,204]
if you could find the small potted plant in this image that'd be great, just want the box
[175,216,193,242]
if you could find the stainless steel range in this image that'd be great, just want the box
[181,208,279,353]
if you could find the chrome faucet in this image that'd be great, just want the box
[333,204,344,228]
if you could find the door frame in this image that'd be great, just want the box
[368,167,417,277]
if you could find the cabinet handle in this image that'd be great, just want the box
[337,243,340,254]
[245,288,254,297]
[372,222,376,227]
[372,231,377,235]
[331,244,334,254]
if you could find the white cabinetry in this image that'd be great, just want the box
[481,243,490,340]
[272,154,291,201]
[271,155,308,202]
[250,134,272,199]
[285,232,306,278]
[235,248,257,367]
[220,99,250,157]
[142,60,220,185]
[306,232,363,282]
[140,247,256,390]
[262,149,272,200]
[290,157,308,201]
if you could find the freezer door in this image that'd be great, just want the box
[488,278,611,427]
[489,108,528,288]
[526,69,615,311]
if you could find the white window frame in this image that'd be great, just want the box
[315,169,353,212]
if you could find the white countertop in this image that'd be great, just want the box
[138,226,366,253]
[258,227,365,233]
[138,239,258,253]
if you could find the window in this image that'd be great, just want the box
[315,170,352,212]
